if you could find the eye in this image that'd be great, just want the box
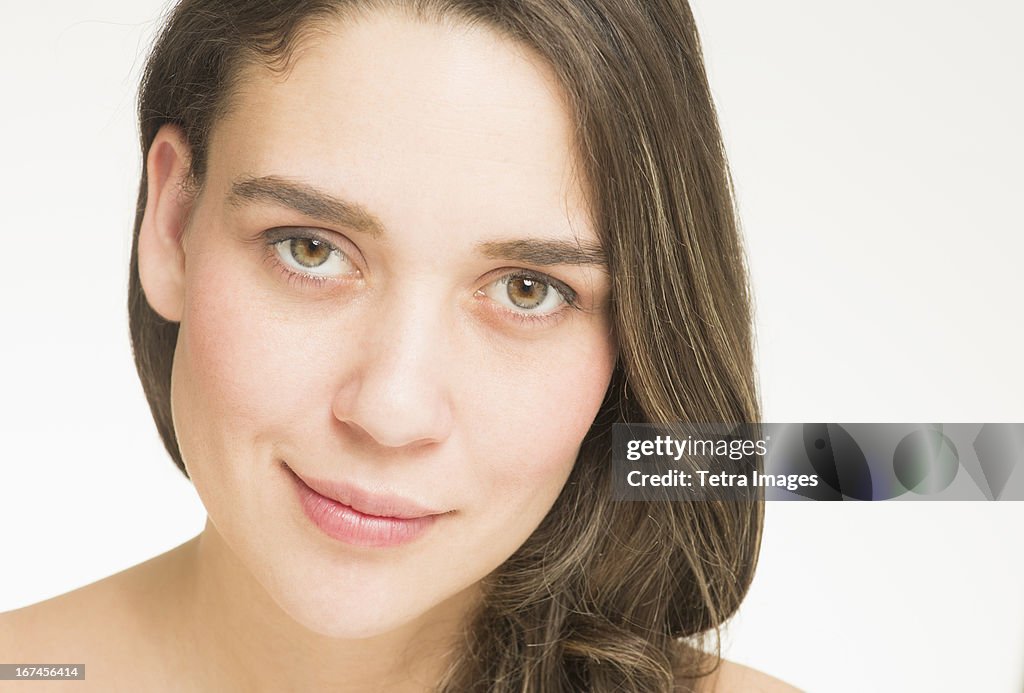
[271,235,358,278]
[480,271,574,316]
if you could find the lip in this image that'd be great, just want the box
[285,464,446,548]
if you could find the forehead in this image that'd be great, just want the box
[206,9,593,243]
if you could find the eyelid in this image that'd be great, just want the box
[265,225,362,258]
[262,226,352,251]
[261,226,362,283]
[499,269,579,308]
[476,268,583,330]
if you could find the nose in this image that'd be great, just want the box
[330,295,456,450]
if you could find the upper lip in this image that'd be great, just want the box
[288,466,447,520]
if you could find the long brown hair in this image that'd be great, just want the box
[129,1,763,690]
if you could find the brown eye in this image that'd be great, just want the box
[272,236,357,278]
[290,238,332,267]
[481,272,569,318]
[506,276,548,309]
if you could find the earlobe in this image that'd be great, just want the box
[138,125,194,323]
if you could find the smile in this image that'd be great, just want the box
[284,463,446,548]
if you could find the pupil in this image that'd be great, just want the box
[291,238,330,267]
[508,277,547,309]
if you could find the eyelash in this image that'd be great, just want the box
[485,270,580,327]
[261,228,356,288]
[260,228,582,326]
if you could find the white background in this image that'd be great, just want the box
[1,2,1022,691]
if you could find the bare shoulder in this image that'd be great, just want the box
[0,539,196,677]
[696,658,802,693]
[0,576,162,693]
[0,565,146,664]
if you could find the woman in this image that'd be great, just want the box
[1,0,795,690]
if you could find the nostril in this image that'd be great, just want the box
[331,403,453,453]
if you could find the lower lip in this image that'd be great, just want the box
[288,470,438,548]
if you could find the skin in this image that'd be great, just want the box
[149,9,614,689]
[0,10,799,693]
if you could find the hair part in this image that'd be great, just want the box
[129,1,763,690]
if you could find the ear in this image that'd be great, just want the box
[138,125,194,323]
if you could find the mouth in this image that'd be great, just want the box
[283,462,448,548]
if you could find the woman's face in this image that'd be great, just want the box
[164,11,615,638]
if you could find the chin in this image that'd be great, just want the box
[273,588,407,639]
[263,568,443,640]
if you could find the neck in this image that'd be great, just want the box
[163,519,474,692]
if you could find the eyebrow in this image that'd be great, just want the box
[476,239,607,268]
[228,174,606,268]
[228,175,385,238]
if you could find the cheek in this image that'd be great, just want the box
[463,323,615,520]
[169,253,326,469]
